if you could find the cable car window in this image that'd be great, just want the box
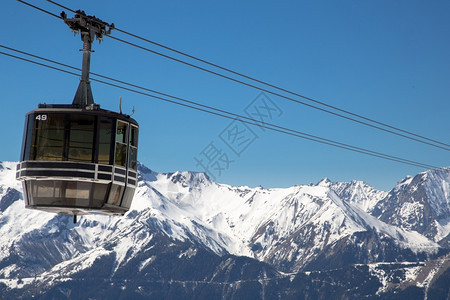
[108,184,123,205]
[115,144,127,167]
[30,180,59,199]
[128,147,137,170]
[98,117,113,164]
[116,121,128,144]
[128,125,138,170]
[65,181,90,201]
[26,180,108,208]
[130,125,138,147]
[31,113,65,161]
[25,113,97,163]
[68,115,95,162]
[115,121,128,166]
[92,183,108,206]
[22,115,35,161]
[121,187,135,209]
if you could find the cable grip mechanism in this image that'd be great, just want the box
[60,10,114,107]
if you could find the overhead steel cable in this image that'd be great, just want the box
[19,0,450,152]
[0,47,439,170]
[17,0,62,19]
[46,0,74,13]
[0,50,80,77]
[113,26,450,151]
[3,44,432,169]
[106,35,450,152]
[43,0,450,150]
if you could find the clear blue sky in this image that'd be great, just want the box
[1,0,449,191]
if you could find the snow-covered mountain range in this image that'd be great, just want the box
[0,161,448,298]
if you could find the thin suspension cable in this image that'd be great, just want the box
[91,77,436,169]
[0,47,437,170]
[46,0,73,13]
[44,0,450,149]
[17,0,62,19]
[107,35,450,152]
[1,44,434,169]
[20,0,450,151]
[117,37,450,149]
[0,51,79,77]
[0,48,438,169]
[114,28,450,150]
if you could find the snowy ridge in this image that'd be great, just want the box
[0,161,21,192]
[373,167,450,244]
[0,161,448,287]
[139,170,440,268]
[317,178,388,213]
[423,168,450,219]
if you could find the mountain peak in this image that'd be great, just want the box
[317,177,332,186]
[166,170,212,187]
[137,162,158,182]
[373,167,450,243]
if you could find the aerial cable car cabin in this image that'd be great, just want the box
[16,11,139,222]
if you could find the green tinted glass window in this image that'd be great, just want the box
[115,143,127,167]
[114,121,128,166]
[116,121,128,143]
[68,115,95,162]
[31,113,65,161]
[98,117,113,164]
[128,125,138,170]
[130,126,138,147]
[128,146,137,170]
[22,114,35,161]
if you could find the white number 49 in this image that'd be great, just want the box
[36,114,47,121]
